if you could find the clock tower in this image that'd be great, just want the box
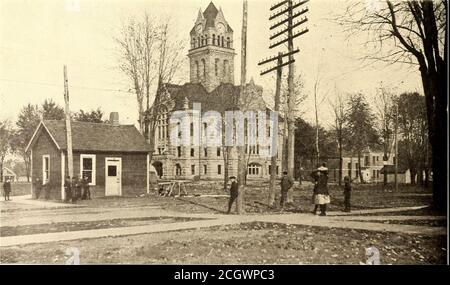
[188,2,235,92]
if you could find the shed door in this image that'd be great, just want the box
[105,158,121,196]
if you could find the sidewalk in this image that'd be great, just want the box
[1,205,445,247]
[0,195,82,211]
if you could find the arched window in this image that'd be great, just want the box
[201,59,206,79]
[212,34,216,45]
[221,36,225,47]
[215,58,219,76]
[227,37,231,48]
[248,163,261,176]
[198,36,201,46]
[195,61,199,80]
[205,34,208,45]
[223,60,229,79]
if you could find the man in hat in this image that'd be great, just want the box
[34,177,42,199]
[343,176,352,212]
[64,176,72,203]
[3,178,11,201]
[227,176,239,214]
[280,170,293,210]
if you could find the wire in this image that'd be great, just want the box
[0,78,134,96]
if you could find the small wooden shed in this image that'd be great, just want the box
[25,118,151,200]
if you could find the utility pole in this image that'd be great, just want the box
[394,100,399,192]
[259,0,309,206]
[63,65,74,185]
[236,0,248,214]
[263,53,283,207]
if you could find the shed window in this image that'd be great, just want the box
[80,154,96,185]
[42,155,50,184]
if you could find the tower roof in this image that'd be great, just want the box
[203,2,219,28]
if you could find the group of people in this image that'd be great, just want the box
[225,164,353,215]
[310,164,353,215]
[64,175,91,203]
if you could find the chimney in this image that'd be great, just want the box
[109,112,120,126]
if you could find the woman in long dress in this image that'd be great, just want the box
[314,166,331,216]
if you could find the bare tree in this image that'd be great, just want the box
[116,14,185,164]
[338,0,447,211]
[373,85,395,188]
[329,87,347,186]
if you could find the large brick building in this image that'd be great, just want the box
[151,2,283,180]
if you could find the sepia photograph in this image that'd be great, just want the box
[0,0,448,271]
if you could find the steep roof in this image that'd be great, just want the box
[167,83,240,112]
[165,82,275,115]
[204,2,219,28]
[26,120,150,153]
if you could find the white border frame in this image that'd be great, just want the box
[80,154,96,185]
[105,157,122,196]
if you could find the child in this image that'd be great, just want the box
[343,176,352,212]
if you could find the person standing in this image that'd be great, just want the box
[64,176,72,203]
[72,176,81,203]
[44,181,51,200]
[3,178,11,201]
[315,166,330,216]
[34,177,42,199]
[310,168,320,214]
[280,171,293,210]
[343,176,352,212]
[227,176,239,214]
[81,176,91,200]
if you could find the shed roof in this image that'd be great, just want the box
[26,120,150,153]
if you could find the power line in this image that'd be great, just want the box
[0,78,135,97]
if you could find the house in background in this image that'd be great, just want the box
[380,165,411,184]
[25,113,151,200]
[327,147,396,183]
[1,167,17,182]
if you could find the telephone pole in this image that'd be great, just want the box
[259,0,309,206]
[394,100,399,192]
[63,65,74,188]
[237,0,248,214]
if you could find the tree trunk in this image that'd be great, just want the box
[0,157,4,182]
[410,169,417,184]
[223,147,229,190]
[357,151,364,183]
[338,142,343,186]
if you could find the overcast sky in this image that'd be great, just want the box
[0,0,422,129]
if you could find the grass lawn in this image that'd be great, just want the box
[72,182,433,215]
[0,222,446,264]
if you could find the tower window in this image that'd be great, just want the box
[205,34,208,45]
[215,58,219,76]
[197,37,200,47]
[223,60,229,79]
[212,34,216,45]
[201,59,206,79]
[227,37,231,48]
[195,61,199,80]
[221,36,225,47]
